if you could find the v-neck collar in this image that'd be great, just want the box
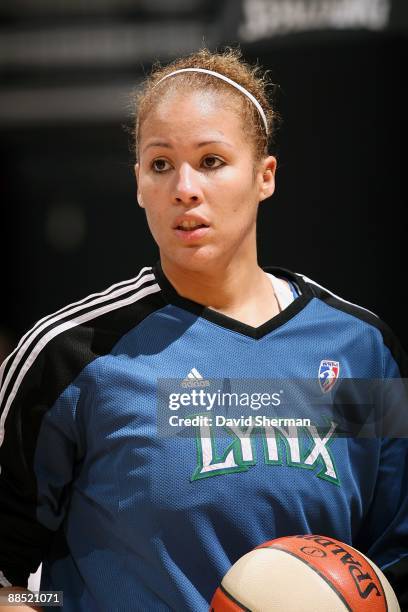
[152,260,313,340]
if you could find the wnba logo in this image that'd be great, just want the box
[318,360,340,393]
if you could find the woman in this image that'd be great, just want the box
[0,48,406,611]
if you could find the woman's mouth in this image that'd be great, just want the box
[174,223,210,242]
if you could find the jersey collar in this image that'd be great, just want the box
[153,260,313,340]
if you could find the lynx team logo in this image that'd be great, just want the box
[318,360,340,393]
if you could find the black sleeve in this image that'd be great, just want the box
[0,331,84,588]
[0,270,158,588]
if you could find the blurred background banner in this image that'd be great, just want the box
[0,0,407,356]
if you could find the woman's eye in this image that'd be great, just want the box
[152,159,170,172]
[202,156,224,169]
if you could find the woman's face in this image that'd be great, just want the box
[135,90,276,273]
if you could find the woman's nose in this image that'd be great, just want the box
[172,163,203,205]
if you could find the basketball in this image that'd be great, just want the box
[210,534,400,611]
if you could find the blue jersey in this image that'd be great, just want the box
[0,263,407,610]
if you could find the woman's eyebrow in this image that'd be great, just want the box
[196,140,233,148]
[142,139,233,153]
[142,141,171,153]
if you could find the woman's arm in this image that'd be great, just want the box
[0,323,82,600]
[354,333,408,607]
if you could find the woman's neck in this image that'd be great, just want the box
[159,255,281,326]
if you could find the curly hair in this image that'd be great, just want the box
[132,47,280,163]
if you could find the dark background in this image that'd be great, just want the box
[0,0,407,354]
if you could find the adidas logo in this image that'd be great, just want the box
[181,367,210,389]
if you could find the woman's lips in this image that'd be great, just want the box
[173,226,210,242]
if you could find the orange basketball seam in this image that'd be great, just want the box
[263,545,353,612]
[285,535,388,610]
[219,583,253,612]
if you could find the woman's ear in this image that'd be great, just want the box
[134,163,144,208]
[259,156,277,202]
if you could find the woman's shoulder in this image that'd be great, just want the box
[266,266,379,322]
[275,267,408,376]
[0,266,162,405]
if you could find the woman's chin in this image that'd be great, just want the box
[162,246,223,272]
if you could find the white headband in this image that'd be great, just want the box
[154,68,268,135]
